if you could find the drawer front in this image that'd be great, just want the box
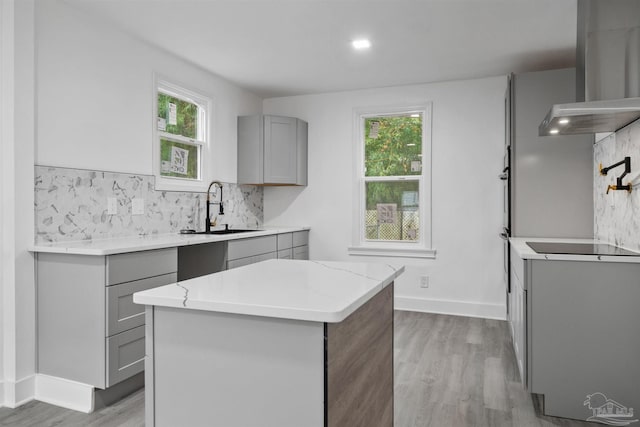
[277,233,293,250]
[278,249,293,259]
[227,257,255,270]
[254,252,277,263]
[227,236,277,260]
[106,325,145,387]
[107,272,177,336]
[292,230,309,247]
[293,246,309,260]
[107,248,177,286]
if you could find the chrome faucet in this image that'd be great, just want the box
[205,180,224,233]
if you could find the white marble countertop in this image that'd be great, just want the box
[133,259,405,323]
[510,237,640,263]
[30,226,310,256]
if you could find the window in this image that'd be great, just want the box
[349,104,434,258]
[153,77,211,191]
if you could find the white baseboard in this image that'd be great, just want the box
[35,374,94,413]
[395,296,506,320]
[1,375,35,408]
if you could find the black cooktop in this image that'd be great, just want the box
[526,242,639,256]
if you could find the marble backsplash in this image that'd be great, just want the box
[593,118,640,252]
[35,166,263,243]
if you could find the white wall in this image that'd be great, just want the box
[0,0,7,406]
[1,0,36,408]
[36,0,262,182]
[0,0,262,408]
[263,76,507,319]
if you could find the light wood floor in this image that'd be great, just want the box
[0,311,597,426]
[394,311,596,427]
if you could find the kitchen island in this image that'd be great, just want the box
[134,259,403,427]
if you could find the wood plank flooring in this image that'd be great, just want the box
[0,311,598,426]
[394,311,597,427]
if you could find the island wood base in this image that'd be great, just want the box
[144,283,394,427]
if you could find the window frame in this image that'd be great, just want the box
[153,75,212,192]
[348,103,435,259]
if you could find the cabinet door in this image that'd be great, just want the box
[227,256,255,270]
[293,230,309,247]
[293,246,309,260]
[107,272,177,336]
[227,235,277,261]
[277,233,293,250]
[106,325,145,387]
[510,269,526,387]
[264,115,297,184]
[237,115,264,185]
[296,119,308,185]
[253,252,277,263]
[278,249,293,259]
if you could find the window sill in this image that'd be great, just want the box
[154,177,208,193]
[347,245,437,259]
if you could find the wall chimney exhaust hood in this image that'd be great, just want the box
[539,0,640,136]
[539,97,640,136]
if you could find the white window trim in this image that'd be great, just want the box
[348,103,435,259]
[152,74,213,192]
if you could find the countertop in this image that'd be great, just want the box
[29,226,310,256]
[133,259,405,323]
[510,237,640,263]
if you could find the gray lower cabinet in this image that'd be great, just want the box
[237,115,308,186]
[508,245,527,388]
[293,230,309,260]
[527,259,640,420]
[277,230,309,260]
[509,243,640,421]
[227,231,309,268]
[36,231,309,391]
[36,248,177,389]
[227,235,278,269]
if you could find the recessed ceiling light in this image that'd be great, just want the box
[352,39,371,50]
[558,118,570,125]
[549,129,559,135]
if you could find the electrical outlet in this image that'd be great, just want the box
[107,197,118,215]
[132,198,145,215]
[420,276,429,288]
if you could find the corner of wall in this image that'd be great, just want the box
[1,375,35,408]
[1,0,37,409]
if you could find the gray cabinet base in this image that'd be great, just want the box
[530,260,640,421]
[94,372,144,411]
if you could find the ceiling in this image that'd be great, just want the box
[64,0,578,98]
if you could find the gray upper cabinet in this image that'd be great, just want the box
[238,115,308,186]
